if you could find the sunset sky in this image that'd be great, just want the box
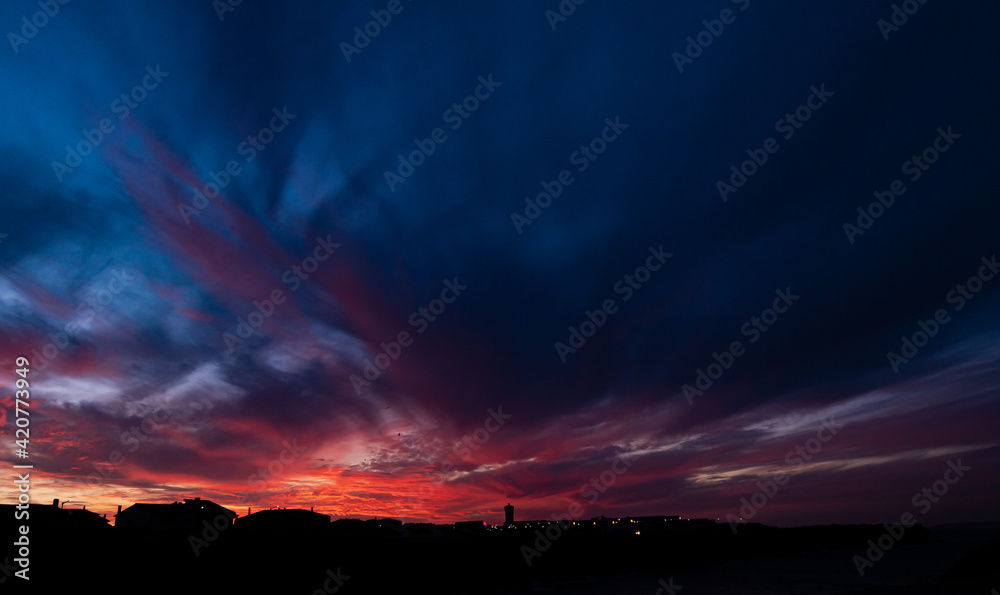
[1,1,998,528]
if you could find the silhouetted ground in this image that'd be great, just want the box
[1,520,997,593]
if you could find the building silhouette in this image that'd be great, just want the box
[115,497,235,531]
[454,520,486,533]
[504,503,514,526]
[235,507,330,530]
[0,498,110,531]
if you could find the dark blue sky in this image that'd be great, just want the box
[1,0,998,526]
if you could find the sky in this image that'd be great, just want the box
[0,0,998,528]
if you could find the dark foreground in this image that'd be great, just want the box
[2,519,997,594]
